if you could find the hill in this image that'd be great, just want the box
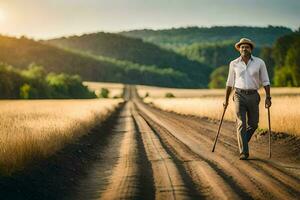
[177,42,262,68]
[46,32,211,87]
[0,35,193,88]
[120,26,292,49]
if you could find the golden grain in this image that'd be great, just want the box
[137,85,300,98]
[140,87,300,136]
[0,99,123,175]
[84,81,124,98]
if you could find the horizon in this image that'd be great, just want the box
[0,0,299,40]
[0,25,296,41]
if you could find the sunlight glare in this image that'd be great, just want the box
[0,9,6,23]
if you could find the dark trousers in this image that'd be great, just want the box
[233,91,260,154]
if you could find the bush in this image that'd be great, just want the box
[46,73,96,99]
[99,88,110,98]
[208,65,229,88]
[165,92,175,98]
[19,83,31,99]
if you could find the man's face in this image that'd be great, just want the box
[239,44,252,57]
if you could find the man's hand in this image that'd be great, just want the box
[223,100,229,109]
[223,86,232,109]
[265,97,272,108]
[264,85,271,108]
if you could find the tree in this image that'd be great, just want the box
[284,42,300,86]
[259,47,275,83]
[273,66,294,87]
[21,64,51,98]
[273,33,300,86]
[208,65,229,88]
[0,64,24,98]
[20,83,31,99]
[100,88,109,98]
[46,73,96,99]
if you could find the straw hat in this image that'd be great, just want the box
[235,38,255,51]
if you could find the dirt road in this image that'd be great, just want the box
[72,85,300,200]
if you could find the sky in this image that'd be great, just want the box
[0,0,299,39]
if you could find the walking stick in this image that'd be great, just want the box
[267,107,271,158]
[212,106,227,152]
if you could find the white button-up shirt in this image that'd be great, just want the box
[226,55,270,90]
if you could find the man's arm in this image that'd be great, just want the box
[264,85,272,108]
[224,62,234,108]
[260,60,271,108]
[223,86,232,108]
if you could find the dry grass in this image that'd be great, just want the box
[0,99,123,175]
[84,81,124,98]
[137,85,224,98]
[140,86,300,136]
[137,85,300,98]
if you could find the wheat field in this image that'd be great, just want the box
[0,99,123,175]
[139,87,300,136]
[84,81,124,98]
[137,85,300,98]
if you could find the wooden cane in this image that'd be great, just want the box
[212,106,227,152]
[267,107,271,158]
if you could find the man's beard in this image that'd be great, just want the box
[242,51,251,57]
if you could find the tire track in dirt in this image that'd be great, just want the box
[144,102,300,198]
[134,102,251,200]
[71,87,154,200]
[132,104,194,200]
[100,102,140,200]
[172,114,300,192]
[69,102,138,200]
[136,99,267,199]
[132,85,300,200]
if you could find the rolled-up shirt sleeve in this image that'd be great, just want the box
[226,62,235,87]
[260,60,270,86]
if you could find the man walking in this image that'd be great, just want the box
[224,38,272,160]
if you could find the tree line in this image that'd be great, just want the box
[121,26,292,48]
[0,63,96,99]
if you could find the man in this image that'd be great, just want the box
[224,38,272,160]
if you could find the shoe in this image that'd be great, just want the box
[239,153,249,160]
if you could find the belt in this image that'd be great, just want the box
[235,88,257,95]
